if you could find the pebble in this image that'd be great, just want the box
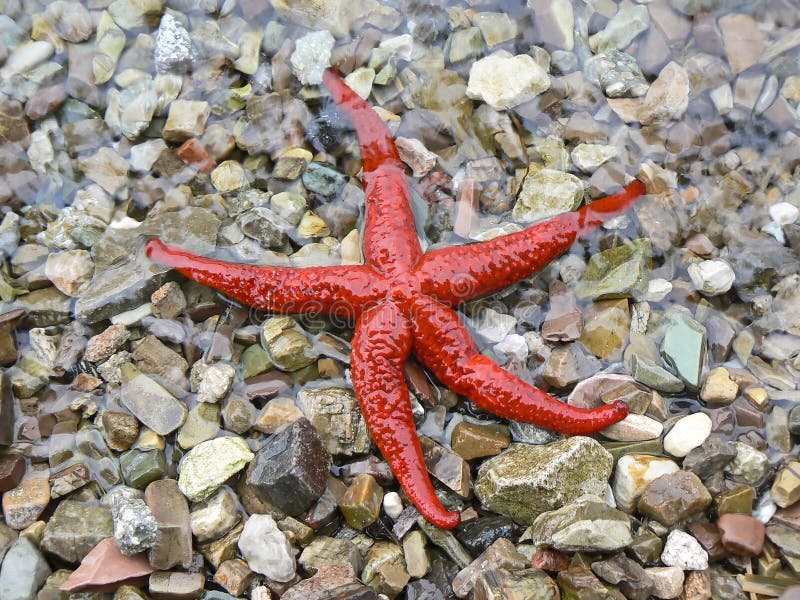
[190,361,235,404]
[591,555,653,600]
[637,470,712,526]
[589,5,650,53]
[299,536,363,576]
[245,417,331,516]
[109,490,158,555]
[238,514,296,582]
[396,137,438,177]
[571,143,618,173]
[163,100,211,143]
[661,311,706,390]
[525,495,633,552]
[663,412,713,457]
[149,571,205,599]
[154,13,192,73]
[150,281,186,319]
[700,367,738,404]
[190,487,241,542]
[646,566,684,599]
[513,168,583,223]
[719,13,763,74]
[0,536,51,600]
[660,530,709,571]
[601,413,663,442]
[612,454,680,513]
[474,437,612,524]
[178,436,253,502]
[145,479,192,570]
[44,250,93,296]
[771,462,800,508]
[290,30,335,85]
[688,259,736,296]
[717,513,765,557]
[770,202,799,225]
[466,51,550,110]
[60,537,153,592]
[724,442,771,486]
[120,363,187,436]
[451,421,510,460]
[638,62,691,125]
[41,499,114,563]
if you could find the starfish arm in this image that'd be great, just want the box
[145,238,383,317]
[409,296,628,434]
[351,302,461,529]
[323,69,421,275]
[415,180,646,305]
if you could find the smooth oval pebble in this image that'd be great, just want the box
[663,412,712,458]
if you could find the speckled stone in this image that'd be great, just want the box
[178,436,253,502]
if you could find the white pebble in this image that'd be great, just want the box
[661,530,708,571]
[383,492,403,520]
[769,201,799,225]
[290,30,335,85]
[663,412,712,458]
[493,334,529,362]
[687,259,735,296]
[238,515,296,582]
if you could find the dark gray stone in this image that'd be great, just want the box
[246,418,331,516]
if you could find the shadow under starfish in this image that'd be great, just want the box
[146,68,647,529]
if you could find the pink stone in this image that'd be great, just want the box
[60,538,154,592]
[453,179,479,239]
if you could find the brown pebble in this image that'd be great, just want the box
[0,454,26,492]
[531,548,571,572]
[148,571,205,600]
[84,323,130,363]
[717,513,765,557]
[177,138,217,174]
[451,421,511,461]
[213,559,255,597]
[145,479,193,570]
[101,411,140,452]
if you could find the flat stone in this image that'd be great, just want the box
[281,564,377,600]
[525,495,632,552]
[700,367,738,404]
[451,421,510,460]
[41,500,114,563]
[589,5,649,53]
[213,559,255,597]
[148,571,204,600]
[421,435,471,498]
[120,363,187,436]
[238,514,295,582]
[60,537,153,592]
[661,311,706,390]
[575,238,651,300]
[245,417,330,516]
[144,479,192,570]
[637,470,712,526]
[474,437,613,524]
[299,536,363,576]
[600,413,662,442]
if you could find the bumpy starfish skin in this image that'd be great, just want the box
[146,69,646,529]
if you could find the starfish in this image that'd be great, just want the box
[146,69,646,529]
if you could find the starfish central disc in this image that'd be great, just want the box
[145,69,646,529]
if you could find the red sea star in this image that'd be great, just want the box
[146,69,646,529]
